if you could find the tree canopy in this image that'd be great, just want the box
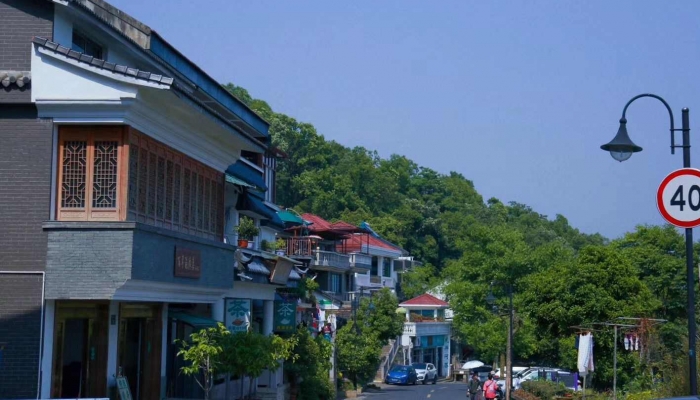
[224,82,699,392]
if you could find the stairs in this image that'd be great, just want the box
[374,338,400,382]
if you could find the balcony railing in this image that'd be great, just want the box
[285,237,315,257]
[313,250,350,270]
[349,252,372,270]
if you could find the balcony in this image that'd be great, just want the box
[403,321,451,337]
[349,253,372,271]
[285,237,315,258]
[355,274,396,289]
[312,250,350,272]
[43,221,235,300]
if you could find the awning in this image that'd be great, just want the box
[170,311,219,329]
[237,191,271,220]
[225,174,255,188]
[278,210,304,225]
[226,161,268,191]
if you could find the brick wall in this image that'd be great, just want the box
[0,273,43,399]
[45,222,235,299]
[0,105,53,272]
[0,0,53,103]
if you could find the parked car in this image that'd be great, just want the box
[412,362,438,385]
[385,365,418,385]
[513,367,564,390]
[495,366,530,389]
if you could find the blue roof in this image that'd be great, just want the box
[149,34,269,138]
[236,191,284,229]
[227,161,267,191]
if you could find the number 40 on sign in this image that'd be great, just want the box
[657,168,700,228]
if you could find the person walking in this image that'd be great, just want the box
[483,374,499,400]
[467,372,482,400]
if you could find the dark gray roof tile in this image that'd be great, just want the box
[31,37,173,86]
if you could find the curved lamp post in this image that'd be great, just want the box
[600,93,696,395]
[487,281,514,400]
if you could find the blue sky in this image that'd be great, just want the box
[113,0,700,239]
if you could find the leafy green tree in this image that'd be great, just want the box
[176,323,229,400]
[356,288,405,343]
[285,328,334,400]
[335,321,382,390]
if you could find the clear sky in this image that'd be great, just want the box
[112,0,700,239]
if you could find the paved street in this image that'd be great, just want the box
[361,381,466,400]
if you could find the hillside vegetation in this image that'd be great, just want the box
[225,83,697,393]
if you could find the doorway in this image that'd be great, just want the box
[118,303,162,400]
[51,302,109,398]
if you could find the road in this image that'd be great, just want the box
[361,381,467,400]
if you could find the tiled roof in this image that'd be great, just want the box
[399,293,449,308]
[330,221,361,232]
[32,36,173,85]
[301,214,333,231]
[343,233,403,253]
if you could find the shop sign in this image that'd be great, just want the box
[116,375,132,400]
[225,298,251,333]
[174,247,201,278]
[273,300,296,333]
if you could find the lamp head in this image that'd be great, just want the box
[486,291,496,305]
[600,118,643,162]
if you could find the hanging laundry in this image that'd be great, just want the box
[624,334,630,351]
[577,333,595,377]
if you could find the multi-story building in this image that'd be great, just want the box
[0,1,294,399]
[399,293,452,378]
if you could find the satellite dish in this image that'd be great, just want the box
[235,250,252,271]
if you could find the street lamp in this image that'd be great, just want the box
[600,93,696,395]
[487,281,514,400]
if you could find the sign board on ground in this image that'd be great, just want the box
[116,376,132,400]
[657,168,700,228]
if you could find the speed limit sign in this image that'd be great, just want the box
[657,168,700,228]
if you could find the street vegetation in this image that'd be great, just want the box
[222,84,700,397]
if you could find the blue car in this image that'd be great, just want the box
[385,365,418,385]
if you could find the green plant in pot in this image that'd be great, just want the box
[235,217,259,248]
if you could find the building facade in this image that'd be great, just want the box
[0,1,291,398]
[399,294,452,378]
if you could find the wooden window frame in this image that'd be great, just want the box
[127,128,224,240]
[56,126,128,221]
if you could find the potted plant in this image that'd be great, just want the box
[275,238,286,256]
[235,217,259,248]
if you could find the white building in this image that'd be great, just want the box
[399,294,452,377]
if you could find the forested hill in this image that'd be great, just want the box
[224,83,605,270]
[226,83,695,391]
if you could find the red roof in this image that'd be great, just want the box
[400,293,449,308]
[342,233,402,253]
[302,213,333,232]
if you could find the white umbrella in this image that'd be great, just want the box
[461,360,485,370]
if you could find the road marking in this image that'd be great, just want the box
[431,389,435,392]
[427,395,431,398]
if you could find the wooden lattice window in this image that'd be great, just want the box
[57,126,126,221]
[126,129,224,240]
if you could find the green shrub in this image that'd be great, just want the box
[521,380,569,399]
[625,390,656,400]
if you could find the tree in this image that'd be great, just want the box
[356,287,405,343]
[285,327,334,400]
[176,323,229,400]
[222,331,296,399]
[335,321,382,390]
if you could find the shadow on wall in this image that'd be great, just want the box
[0,306,42,399]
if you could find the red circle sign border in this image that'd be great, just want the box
[656,168,700,228]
